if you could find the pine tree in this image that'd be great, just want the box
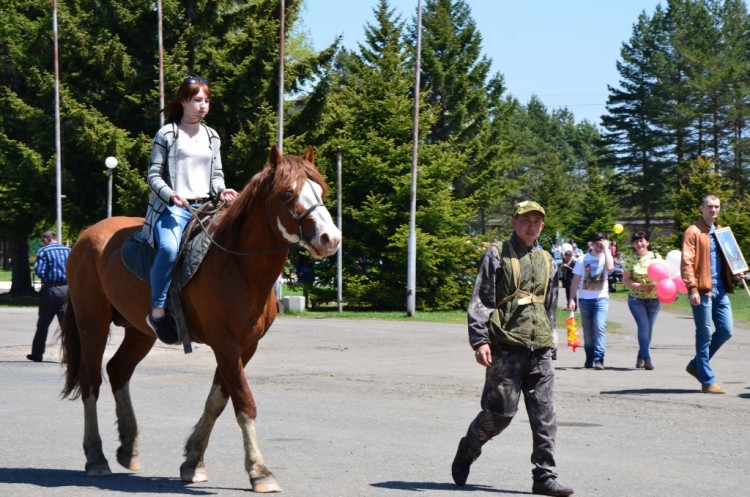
[314,0,475,309]
[0,0,332,291]
[602,8,672,228]
[414,0,513,232]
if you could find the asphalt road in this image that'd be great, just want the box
[0,295,748,497]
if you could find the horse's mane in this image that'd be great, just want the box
[212,152,329,249]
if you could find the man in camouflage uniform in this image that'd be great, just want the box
[451,201,573,497]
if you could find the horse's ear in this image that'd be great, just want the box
[268,144,283,167]
[303,145,315,164]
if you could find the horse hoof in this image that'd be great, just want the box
[180,461,208,483]
[85,461,113,476]
[117,454,141,471]
[251,476,283,493]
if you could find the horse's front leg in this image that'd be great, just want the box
[181,379,229,482]
[237,409,282,492]
[215,346,281,493]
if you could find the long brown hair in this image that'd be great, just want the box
[163,77,212,124]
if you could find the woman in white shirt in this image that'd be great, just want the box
[568,233,614,369]
[139,76,239,340]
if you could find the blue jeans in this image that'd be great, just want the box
[578,298,609,364]
[627,296,661,361]
[688,287,733,385]
[150,205,192,309]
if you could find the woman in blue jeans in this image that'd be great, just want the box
[138,76,239,340]
[568,233,614,369]
[622,231,662,370]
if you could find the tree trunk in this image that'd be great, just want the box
[9,238,35,296]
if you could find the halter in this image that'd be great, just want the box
[277,179,326,244]
[184,179,326,257]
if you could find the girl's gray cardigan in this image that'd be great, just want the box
[137,122,227,246]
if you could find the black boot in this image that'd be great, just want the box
[532,478,574,496]
[146,313,179,344]
[451,437,479,486]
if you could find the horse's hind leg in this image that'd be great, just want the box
[77,317,115,476]
[106,325,156,471]
[181,378,230,483]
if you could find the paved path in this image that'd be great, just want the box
[0,295,748,497]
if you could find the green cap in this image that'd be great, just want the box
[513,200,546,217]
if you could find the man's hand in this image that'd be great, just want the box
[689,292,701,306]
[474,344,492,367]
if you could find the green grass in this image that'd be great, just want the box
[0,270,38,307]
[609,285,750,322]
[283,307,467,323]
[4,267,750,325]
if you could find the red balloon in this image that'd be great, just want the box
[648,261,670,282]
[672,275,688,294]
[657,278,677,303]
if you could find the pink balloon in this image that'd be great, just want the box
[659,292,678,304]
[647,261,670,282]
[672,275,688,294]
[657,278,677,303]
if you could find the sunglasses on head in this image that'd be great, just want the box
[185,76,208,84]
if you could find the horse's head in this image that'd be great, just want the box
[263,145,341,259]
[216,145,340,259]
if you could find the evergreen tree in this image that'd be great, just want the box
[602,8,672,228]
[669,154,750,259]
[314,0,476,309]
[414,0,513,233]
[0,0,332,291]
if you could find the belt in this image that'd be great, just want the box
[185,197,209,204]
[43,282,67,287]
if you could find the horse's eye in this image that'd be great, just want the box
[284,190,294,200]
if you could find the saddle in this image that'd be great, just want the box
[121,202,221,353]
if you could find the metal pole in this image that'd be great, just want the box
[107,170,113,218]
[406,0,422,316]
[277,0,285,153]
[336,148,343,314]
[52,0,63,240]
[273,0,286,307]
[158,0,165,126]
[105,156,117,218]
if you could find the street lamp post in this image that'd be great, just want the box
[105,156,118,218]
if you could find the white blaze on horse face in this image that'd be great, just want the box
[276,180,341,258]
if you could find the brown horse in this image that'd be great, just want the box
[60,145,341,492]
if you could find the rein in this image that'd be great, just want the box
[183,179,325,257]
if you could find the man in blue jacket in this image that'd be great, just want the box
[27,231,71,362]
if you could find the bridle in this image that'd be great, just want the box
[184,179,326,257]
[277,179,326,244]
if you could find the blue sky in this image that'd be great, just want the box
[298,0,663,125]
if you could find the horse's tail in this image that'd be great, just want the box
[59,296,82,399]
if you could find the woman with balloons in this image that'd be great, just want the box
[622,231,663,370]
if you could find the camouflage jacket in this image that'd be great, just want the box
[467,234,559,350]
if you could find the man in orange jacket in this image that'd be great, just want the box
[680,194,744,394]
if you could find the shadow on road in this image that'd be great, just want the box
[371,480,528,494]
[600,388,697,395]
[0,467,234,495]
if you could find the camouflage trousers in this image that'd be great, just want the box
[459,344,558,481]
